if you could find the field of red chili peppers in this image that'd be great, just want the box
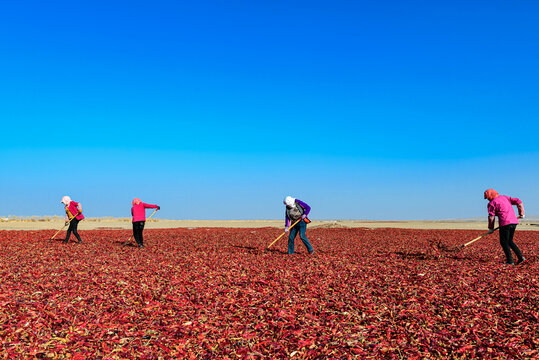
[0,227,537,359]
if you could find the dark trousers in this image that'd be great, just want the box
[65,218,82,243]
[499,224,523,264]
[133,221,145,247]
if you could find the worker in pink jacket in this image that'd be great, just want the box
[61,196,84,243]
[131,198,160,247]
[484,189,525,265]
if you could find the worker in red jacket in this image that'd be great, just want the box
[131,198,160,248]
[61,196,84,244]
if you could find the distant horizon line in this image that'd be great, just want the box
[2,215,538,222]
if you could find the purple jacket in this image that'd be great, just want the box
[285,199,311,227]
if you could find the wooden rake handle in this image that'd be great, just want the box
[123,208,159,244]
[50,216,77,240]
[266,218,303,249]
[462,227,499,247]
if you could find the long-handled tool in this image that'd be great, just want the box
[266,218,302,249]
[122,208,158,246]
[435,227,500,252]
[460,227,499,248]
[50,216,77,241]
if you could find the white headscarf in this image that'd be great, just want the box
[61,196,71,206]
[284,196,296,207]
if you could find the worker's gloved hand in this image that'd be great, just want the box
[488,228,494,234]
[519,214,525,219]
[301,214,307,219]
[157,206,161,210]
[65,221,69,226]
[284,227,289,233]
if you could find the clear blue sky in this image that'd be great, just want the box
[1,0,538,220]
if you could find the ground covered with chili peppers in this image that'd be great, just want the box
[0,228,537,359]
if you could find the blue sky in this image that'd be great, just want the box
[1,1,538,220]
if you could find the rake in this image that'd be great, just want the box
[266,218,302,249]
[460,227,499,248]
[50,216,78,241]
[437,227,500,252]
[121,208,158,247]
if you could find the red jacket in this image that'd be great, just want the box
[131,203,158,222]
[66,201,84,221]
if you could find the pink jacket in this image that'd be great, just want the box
[487,195,524,228]
[131,203,158,222]
[66,201,84,221]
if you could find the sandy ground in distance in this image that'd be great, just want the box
[1,218,538,231]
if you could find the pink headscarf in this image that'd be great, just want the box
[484,189,499,201]
[61,196,71,206]
[132,198,142,205]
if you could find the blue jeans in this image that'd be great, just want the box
[288,220,313,254]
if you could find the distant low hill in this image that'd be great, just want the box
[447,215,539,222]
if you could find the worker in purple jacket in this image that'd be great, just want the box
[284,196,314,255]
[484,189,525,265]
